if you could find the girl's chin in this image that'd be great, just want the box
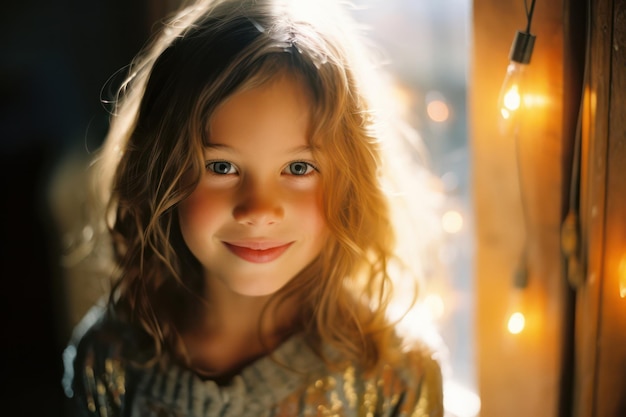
[218,276,293,298]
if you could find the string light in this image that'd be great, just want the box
[498,0,536,131]
[499,0,537,336]
[507,311,526,334]
[506,256,529,335]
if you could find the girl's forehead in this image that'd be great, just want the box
[204,73,313,150]
[206,69,314,123]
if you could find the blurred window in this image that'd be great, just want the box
[350,1,477,415]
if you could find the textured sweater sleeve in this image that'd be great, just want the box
[387,347,445,417]
[63,306,129,417]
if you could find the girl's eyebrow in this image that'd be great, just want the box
[204,144,234,152]
[204,144,314,156]
[286,144,314,156]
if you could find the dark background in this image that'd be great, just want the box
[0,1,168,414]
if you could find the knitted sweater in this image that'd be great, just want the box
[62,306,444,417]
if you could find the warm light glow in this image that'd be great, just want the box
[424,293,445,320]
[497,62,526,128]
[442,210,463,234]
[427,99,450,122]
[391,84,413,118]
[502,84,521,111]
[287,0,331,22]
[619,255,626,298]
[522,92,549,108]
[507,311,526,334]
[388,301,446,352]
[444,380,481,417]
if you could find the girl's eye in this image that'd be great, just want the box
[286,161,317,176]
[206,161,237,175]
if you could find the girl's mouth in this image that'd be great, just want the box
[222,242,293,263]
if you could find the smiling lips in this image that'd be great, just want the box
[223,241,293,263]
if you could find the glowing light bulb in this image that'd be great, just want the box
[503,85,521,111]
[500,68,523,117]
[505,264,528,336]
[499,63,525,122]
[498,31,535,131]
[507,311,526,334]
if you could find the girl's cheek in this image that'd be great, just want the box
[179,188,230,229]
[292,186,328,228]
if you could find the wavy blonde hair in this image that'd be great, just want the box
[91,0,437,371]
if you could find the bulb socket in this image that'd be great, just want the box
[509,31,536,64]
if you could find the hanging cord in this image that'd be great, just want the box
[513,130,530,288]
[524,0,537,33]
[511,0,537,287]
[561,0,591,289]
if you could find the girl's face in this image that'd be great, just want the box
[178,74,329,297]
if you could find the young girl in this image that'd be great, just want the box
[63,0,445,415]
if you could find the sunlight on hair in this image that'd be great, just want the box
[391,84,415,120]
[424,293,445,320]
[390,289,480,417]
[286,0,338,25]
[388,298,442,351]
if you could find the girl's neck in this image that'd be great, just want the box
[202,273,298,336]
[180,275,300,379]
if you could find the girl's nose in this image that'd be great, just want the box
[233,182,284,226]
